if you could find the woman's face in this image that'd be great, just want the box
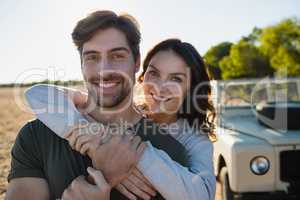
[143,50,190,115]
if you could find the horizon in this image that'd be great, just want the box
[1,0,300,84]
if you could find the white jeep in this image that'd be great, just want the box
[212,78,300,200]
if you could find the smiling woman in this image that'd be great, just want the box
[23,38,217,200]
[139,39,216,136]
[7,10,216,200]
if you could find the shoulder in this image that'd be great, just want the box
[19,118,56,136]
[16,118,63,148]
[171,120,212,149]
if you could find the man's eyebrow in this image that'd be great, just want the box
[82,50,98,56]
[110,47,130,53]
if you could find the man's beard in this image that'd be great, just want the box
[86,73,132,109]
[95,82,130,108]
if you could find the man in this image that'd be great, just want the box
[6,10,188,200]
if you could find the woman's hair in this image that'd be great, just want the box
[138,39,216,139]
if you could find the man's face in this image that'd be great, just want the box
[81,28,139,108]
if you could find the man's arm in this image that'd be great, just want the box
[7,121,49,199]
[6,178,50,200]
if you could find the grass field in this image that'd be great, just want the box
[0,87,34,199]
[0,87,221,199]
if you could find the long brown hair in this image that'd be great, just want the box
[139,39,216,140]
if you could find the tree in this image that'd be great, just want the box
[220,40,273,80]
[204,42,232,79]
[260,18,300,76]
[242,27,262,45]
[204,17,300,79]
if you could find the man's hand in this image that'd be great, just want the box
[116,167,157,200]
[65,123,149,190]
[62,167,111,200]
[91,134,147,187]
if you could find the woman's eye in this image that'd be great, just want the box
[148,70,158,77]
[171,77,183,83]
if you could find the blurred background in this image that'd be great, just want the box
[0,0,299,199]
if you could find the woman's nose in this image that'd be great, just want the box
[158,82,173,96]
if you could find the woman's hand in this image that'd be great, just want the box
[116,167,157,200]
[65,122,107,157]
[64,122,156,196]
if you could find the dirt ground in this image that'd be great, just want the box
[0,87,222,200]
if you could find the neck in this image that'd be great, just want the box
[80,94,142,126]
[148,113,177,124]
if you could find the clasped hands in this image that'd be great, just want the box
[62,122,157,200]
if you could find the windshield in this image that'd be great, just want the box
[212,78,300,108]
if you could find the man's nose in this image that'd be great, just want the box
[97,57,111,71]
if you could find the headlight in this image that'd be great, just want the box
[250,156,270,175]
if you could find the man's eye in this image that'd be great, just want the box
[85,55,98,62]
[111,54,126,60]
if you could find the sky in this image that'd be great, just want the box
[0,0,299,84]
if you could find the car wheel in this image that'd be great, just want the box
[220,167,235,200]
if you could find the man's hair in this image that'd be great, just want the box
[72,10,141,62]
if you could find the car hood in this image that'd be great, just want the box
[221,110,300,146]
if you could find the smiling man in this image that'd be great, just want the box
[6,10,189,200]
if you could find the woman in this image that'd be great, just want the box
[26,39,216,200]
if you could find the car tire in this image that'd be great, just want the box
[220,167,235,200]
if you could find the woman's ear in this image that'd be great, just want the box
[135,55,141,73]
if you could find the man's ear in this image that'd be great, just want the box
[135,55,141,73]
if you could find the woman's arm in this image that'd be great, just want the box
[25,84,216,200]
[137,133,216,200]
[25,84,88,138]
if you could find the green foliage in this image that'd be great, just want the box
[220,41,273,79]
[204,17,300,79]
[260,18,300,76]
[204,42,232,79]
[242,27,262,45]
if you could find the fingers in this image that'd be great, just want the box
[65,123,106,155]
[128,173,156,196]
[66,127,86,149]
[120,135,146,165]
[80,142,92,155]
[87,167,111,192]
[75,133,104,155]
[75,134,92,153]
[64,124,87,139]
[132,168,153,187]
[62,176,87,200]
[121,179,151,200]
[116,184,137,200]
